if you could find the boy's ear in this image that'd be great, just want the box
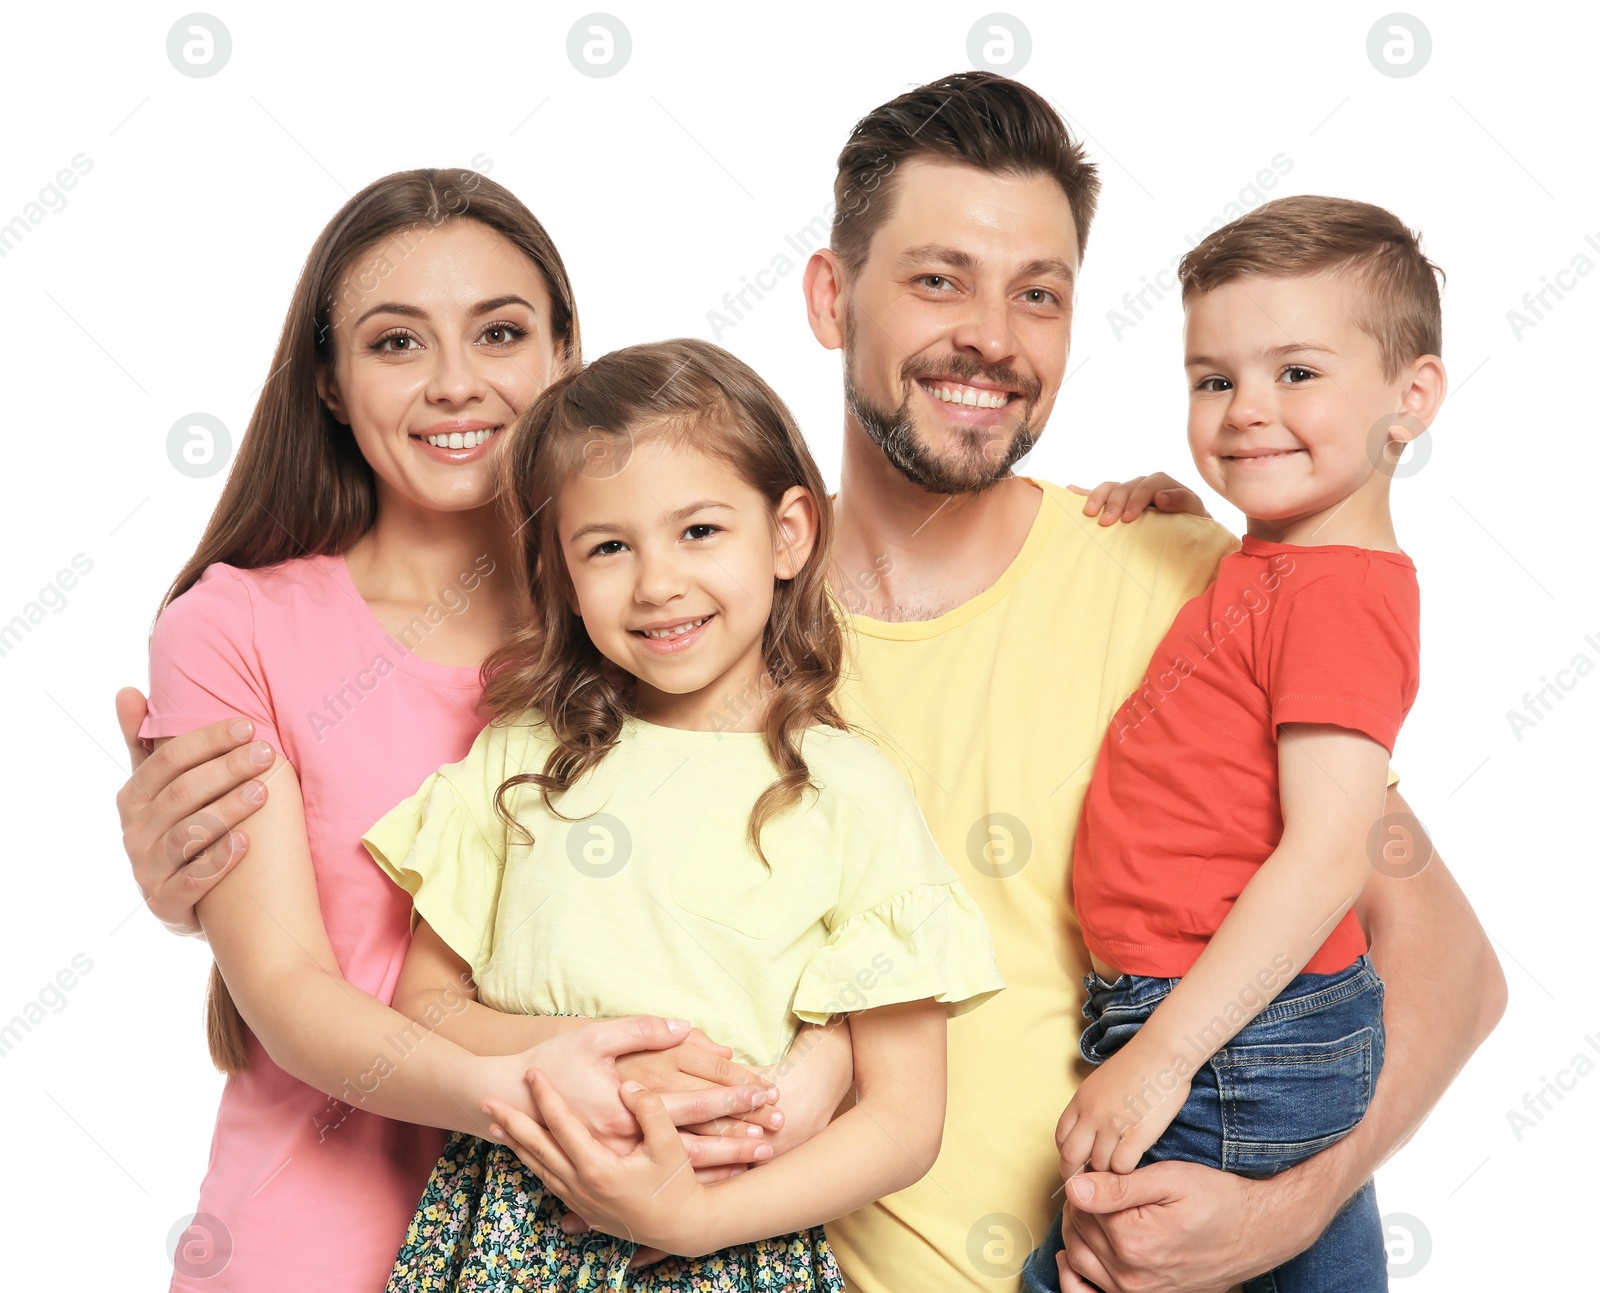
[1397,354,1447,432]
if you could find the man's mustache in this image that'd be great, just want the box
[899,356,1042,404]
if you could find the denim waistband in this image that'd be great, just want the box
[1082,953,1380,1028]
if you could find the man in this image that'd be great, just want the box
[806,72,1503,1293]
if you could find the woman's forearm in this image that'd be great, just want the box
[227,958,522,1137]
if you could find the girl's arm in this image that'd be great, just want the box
[1057,722,1389,1175]
[484,998,947,1256]
[181,745,771,1144]
[396,917,785,1147]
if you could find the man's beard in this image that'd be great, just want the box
[843,315,1043,497]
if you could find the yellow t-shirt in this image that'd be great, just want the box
[363,711,1004,1068]
[826,478,1238,1292]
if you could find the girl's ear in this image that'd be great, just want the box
[772,487,820,581]
[315,362,349,425]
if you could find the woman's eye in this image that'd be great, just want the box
[372,331,419,354]
[482,323,527,347]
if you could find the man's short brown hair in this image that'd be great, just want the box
[1178,194,1444,379]
[831,71,1101,277]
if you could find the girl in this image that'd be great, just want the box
[132,171,840,1292]
[362,337,1006,1289]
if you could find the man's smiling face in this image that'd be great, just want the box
[839,156,1079,495]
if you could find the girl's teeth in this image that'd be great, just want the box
[424,428,497,448]
[929,383,1009,409]
[643,616,709,639]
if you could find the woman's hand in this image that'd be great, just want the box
[114,689,275,936]
[1055,1041,1191,1178]
[1068,473,1210,526]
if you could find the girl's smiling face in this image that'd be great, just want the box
[315,218,561,516]
[557,435,816,731]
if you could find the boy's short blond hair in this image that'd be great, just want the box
[1178,195,1444,380]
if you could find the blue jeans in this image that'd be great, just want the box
[1023,955,1387,1293]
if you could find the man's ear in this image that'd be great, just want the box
[315,362,349,425]
[802,249,847,352]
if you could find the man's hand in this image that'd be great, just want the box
[1068,474,1210,526]
[114,689,273,936]
[1056,1161,1315,1293]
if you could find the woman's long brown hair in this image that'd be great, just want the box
[156,168,581,1075]
[482,338,856,865]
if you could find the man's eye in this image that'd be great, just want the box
[1023,289,1057,305]
[920,275,950,290]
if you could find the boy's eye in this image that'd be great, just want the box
[1281,366,1316,384]
[1193,376,1232,393]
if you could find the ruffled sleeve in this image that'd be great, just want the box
[362,725,514,980]
[791,744,1004,1024]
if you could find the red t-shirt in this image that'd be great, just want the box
[1073,537,1420,977]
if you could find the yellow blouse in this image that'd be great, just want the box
[363,710,1004,1067]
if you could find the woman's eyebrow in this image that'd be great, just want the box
[352,295,539,329]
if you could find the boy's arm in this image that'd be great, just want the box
[1059,723,1388,1174]
[1055,780,1506,1292]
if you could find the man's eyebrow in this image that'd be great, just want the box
[351,294,539,330]
[1184,341,1338,367]
[896,244,979,272]
[895,245,1075,289]
[567,500,735,544]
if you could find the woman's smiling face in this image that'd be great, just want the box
[316,218,561,516]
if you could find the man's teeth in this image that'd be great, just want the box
[642,616,710,639]
[925,382,1010,410]
[423,428,498,448]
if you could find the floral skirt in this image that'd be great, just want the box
[386,1131,846,1292]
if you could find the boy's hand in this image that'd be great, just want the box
[1068,473,1210,525]
[1056,1043,1191,1177]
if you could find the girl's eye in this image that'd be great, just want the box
[1193,376,1232,393]
[589,540,624,558]
[684,523,719,541]
[371,329,419,354]
[481,322,527,347]
[1281,366,1316,384]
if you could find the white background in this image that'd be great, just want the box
[1,1,1594,1287]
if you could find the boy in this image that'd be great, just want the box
[1025,194,1447,1293]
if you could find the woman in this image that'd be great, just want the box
[118,168,849,1291]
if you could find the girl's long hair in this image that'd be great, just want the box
[482,338,855,865]
[158,168,581,1076]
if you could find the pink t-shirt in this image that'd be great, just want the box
[140,552,489,1291]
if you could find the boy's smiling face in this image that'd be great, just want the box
[1183,272,1435,543]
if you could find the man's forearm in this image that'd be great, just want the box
[1253,787,1507,1240]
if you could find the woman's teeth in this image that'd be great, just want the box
[641,616,710,639]
[423,428,498,448]
[924,382,1010,409]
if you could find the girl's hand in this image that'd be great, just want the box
[114,690,274,936]
[618,1028,785,1137]
[494,1019,778,1160]
[484,1072,711,1256]
[1055,1043,1191,1177]
[1067,473,1210,525]
[739,1019,853,1157]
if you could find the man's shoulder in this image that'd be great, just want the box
[1031,478,1238,599]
